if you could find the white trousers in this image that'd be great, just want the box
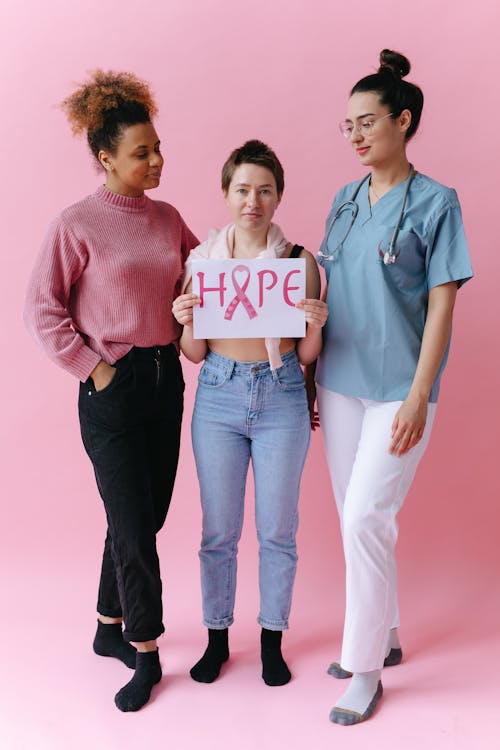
[317,387,437,673]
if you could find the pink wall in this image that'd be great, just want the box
[2,0,498,701]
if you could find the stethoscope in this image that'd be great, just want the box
[318,165,416,265]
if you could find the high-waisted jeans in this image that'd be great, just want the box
[191,348,311,631]
[78,344,184,642]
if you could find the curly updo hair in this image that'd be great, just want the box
[61,70,158,166]
[351,49,424,141]
[221,139,285,197]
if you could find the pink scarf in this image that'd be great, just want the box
[183,223,289,369]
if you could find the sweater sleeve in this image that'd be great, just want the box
[180,227,223,292]
[181,218,199,265]
[24,216,102,381]
[175,216,199,296]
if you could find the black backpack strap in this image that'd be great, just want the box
[289,244,305,258]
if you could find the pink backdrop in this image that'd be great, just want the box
[2,1,499,748]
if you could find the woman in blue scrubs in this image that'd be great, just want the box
[315,49,473,724]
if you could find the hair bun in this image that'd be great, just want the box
[378,49,411,79]
[61,69,157,135]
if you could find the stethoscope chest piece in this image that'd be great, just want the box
[319,166,416,265]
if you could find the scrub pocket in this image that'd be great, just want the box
[376,225,426,295]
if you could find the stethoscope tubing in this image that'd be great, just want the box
[319,166,416,265]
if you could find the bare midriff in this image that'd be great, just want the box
[208,337,296,362]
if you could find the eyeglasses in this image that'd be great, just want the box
[339,112,394,139]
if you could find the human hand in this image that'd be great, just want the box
[309,404,320,430]
[390,395,428,456]
[90,360,117,392]
[304,362,319,430]
[172,293,200,327]
[296,299,328,328]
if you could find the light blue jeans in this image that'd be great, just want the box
[191,348,311,631]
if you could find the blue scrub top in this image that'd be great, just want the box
[316,172,473,402]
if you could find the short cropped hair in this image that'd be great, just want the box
[221,140,285,196]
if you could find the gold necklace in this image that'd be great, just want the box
[369,178,382,201]
[370,165,414,202]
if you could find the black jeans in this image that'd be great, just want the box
[78,345,184,642]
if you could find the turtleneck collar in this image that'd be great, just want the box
[95,184,149,212]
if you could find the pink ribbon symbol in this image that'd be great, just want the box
[224,265,258,321]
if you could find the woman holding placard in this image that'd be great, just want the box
[173,140,327,686]
[314,50,472,724]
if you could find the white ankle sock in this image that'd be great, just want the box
[334,670,381,715]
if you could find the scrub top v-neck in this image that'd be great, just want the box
[316,172,473,402]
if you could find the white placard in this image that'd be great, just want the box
[192,258,306,339]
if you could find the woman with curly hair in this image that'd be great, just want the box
[24,70,198,711]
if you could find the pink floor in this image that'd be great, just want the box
[4,353,497,750]
[3,511,499,750]
[3,378,500,749]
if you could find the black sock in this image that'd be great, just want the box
[93,620,136,669]
[261,628,291,686]
[114,649,162,712]
[190,628,229,683]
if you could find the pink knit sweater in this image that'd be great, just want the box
[24,185,198,381]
